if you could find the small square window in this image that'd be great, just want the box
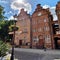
[44,19,47,22]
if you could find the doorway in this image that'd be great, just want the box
[54,37,60,49]
[19,40,22,46]
[37,35,44,49]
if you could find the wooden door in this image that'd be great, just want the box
[38,35,44,49]
[19,40,22,45]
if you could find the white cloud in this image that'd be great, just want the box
[43,4,50,9]
[49,7,56,14]
[10,0,32,13]
[53,15,58,20]
[8,16,14,20]
[43,4,58,21]
[5,11,13,15]
[49,6,58,21]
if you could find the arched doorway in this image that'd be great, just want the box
[54,37,60,49]
[37,35,44,49]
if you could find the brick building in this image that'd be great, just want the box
[14,9,31,48]
[53,1,60,49]
[31,4,53,49]
[46,1,60,49]
[56,1,60,29]
[10,1,60,49]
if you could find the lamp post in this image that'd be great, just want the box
[10,15,17,60]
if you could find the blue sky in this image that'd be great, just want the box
[0,0,59,20]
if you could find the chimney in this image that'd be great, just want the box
[37,4,42,9]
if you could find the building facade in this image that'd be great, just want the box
[10,1,60,49]
[31,4,53,49]
[14,9,31,48]
[53,1,60,49]
[56,1,60,29]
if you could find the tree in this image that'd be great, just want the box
[0,5,5,20]
[0,5,13,41]
[0,5,19,42]
[8,20,19,41]
[0,20,19,42]
[0,20,9,41]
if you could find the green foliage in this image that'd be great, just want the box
[8,20,19,31]
[9,25,15,32]
[0,41,10,57]
[0,5,5,20]
[9,25,19,32]
[0,20,9,40]
[0,20,19,42]
[0,5,16,41]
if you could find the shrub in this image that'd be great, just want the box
[0,41,10,57]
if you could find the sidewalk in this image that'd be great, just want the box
[14,48,60,55]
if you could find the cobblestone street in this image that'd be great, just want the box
[13,48,60,60]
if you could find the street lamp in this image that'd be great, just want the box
[10,14,17,60]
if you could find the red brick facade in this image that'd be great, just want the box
[12,2,60,49]
[31,4,53,49]
[14,9,31,48]
[56,1,60,29]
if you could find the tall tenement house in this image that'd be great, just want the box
[14,9,31,48]
[31,4,53,49]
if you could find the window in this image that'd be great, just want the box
[33,36,39,42]
[38,20,41,23]
[38,28,42,32]
[22,20,26,26]
[23,29,27,33]
[44,26,49,31]
[33,36,37,40]
[45,35,51,40]
[47,35,50,39]
[39,35,43,39]
[44,19,47,22]
[46,27,49,31]
[44,18,49,22]
[24,36,27,40]
[32,29,36,32]
[44,35,51,42]
[33,21,35,25]
[32,28,38,32]
[20,20,26,26]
